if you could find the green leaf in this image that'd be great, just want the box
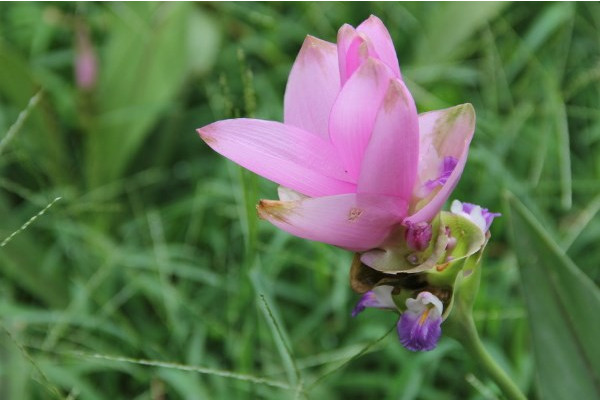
[506,2,574,81]
[505,193,600,400]
[86,3,220,187]
[249,267,301,388]
[0,39,68,185]
[415,2,507,64]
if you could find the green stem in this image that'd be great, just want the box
[453,315,527,400]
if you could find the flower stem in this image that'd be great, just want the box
[451,314,527,400]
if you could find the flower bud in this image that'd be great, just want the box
[404,221,432,251]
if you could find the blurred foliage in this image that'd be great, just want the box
[0,2,599,399]
[506,193,600,400]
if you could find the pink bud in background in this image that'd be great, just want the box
[75,23,97,90]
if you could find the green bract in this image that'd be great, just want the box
[350,211,489,320]
[357,211,485,273]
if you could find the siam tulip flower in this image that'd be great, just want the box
[197,15,475,264]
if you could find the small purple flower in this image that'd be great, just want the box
[397,291,443,351]
[450,200,501,232]
[351,285,396,317]
[424,156,458,192]
[404,221,432,251]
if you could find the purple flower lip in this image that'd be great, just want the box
[397,291,443,351]
[450,200,501,232]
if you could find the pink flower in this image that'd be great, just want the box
[75,23,98,90]
[197,15,475,258]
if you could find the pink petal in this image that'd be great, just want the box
[357,15,401,78]
[358,78,419,201]
[257,193,407,251]
[405,104,476,224]
[329,58,395,179]
[337,24,378,85]
[198,119,356,197]
[284,36,340,140]
[337,24,359,85]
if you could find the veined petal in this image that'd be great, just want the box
[198,119,356,197]
[357,15,401,78]
[358,78,418,201]
[405,104,476,224]
[256,193,407,251]
[329,58,395,179]
[284,36,340,140]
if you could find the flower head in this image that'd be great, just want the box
[198,15,475,262]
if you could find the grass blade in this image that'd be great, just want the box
[0,89,42,155]
[0,197,61,248]
[67,352,292,390]
[505,192,600,399]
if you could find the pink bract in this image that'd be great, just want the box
[197,15,475,257]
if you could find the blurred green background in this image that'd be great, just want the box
[1,2,599,399]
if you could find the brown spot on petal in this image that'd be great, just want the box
[256,199,295,224]
[431,103,475,152]
[383,79,410,112]
[197,128,217,146]
[306,35,329,50]
[358,36,369,59]
[356,58,380,81]
[299,35,335,68]
[348,207,363,221]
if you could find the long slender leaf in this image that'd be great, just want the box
[415,2,507,64]
[505,192,600,400]
[86,3,219,187]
